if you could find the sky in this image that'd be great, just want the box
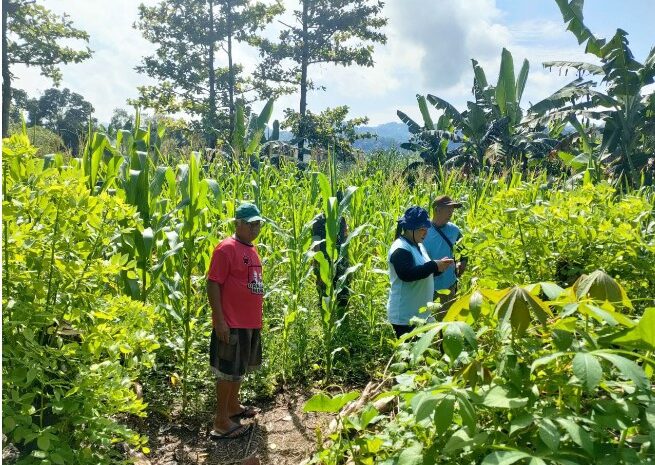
[12,0,655,126]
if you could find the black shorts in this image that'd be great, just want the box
[209,328,262,382]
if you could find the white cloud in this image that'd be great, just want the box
[10,0,651,128]
[13,0,157,122]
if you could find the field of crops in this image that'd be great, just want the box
[2,120,655,464]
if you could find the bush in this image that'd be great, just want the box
[9,124,66,156]
[461,180,655,306]
[2,132,158,464]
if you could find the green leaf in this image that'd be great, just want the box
[538,418,560,451]
[414,393,441,422]
[557,418,594,455]
[481,385,528,409]
[443,324,464,360]
[637,308,655,348]
[50,452,65,465]
[397,110,422,134]
[434,396,455,435]
[397,443,423,465]
[427,94,465,127]
[539,282,565,300]
[455,391,477,432]
[516,59,530,104]
[529,459,547,465]
[359,405,379,430]
[417,95,435,130]
[496,287,553,337]
[572,352,602,392]
[574,270,631,307]
[554,0,604,58]
[313,251,330,289]
[141,227,154,259]
[496,48,517,118]
[410,326,440,364]
[37,434,50,451]
[303,391,360,413]
[443,429,488,454]
[482,450,531,465]
[608,308,655,350]
[593,351,650,390]
[232,103,246,155]
[3,416,16,433]
[509,413,534,436]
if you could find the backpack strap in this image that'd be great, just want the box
[433,225,455,255]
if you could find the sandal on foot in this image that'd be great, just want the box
[209,423,252,440]
[230,406,259,420]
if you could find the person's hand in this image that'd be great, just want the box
[215,320,230,344]
[436,258,455,272]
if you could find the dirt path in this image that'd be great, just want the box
[138,391,330,465]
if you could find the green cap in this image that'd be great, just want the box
[235,202,264,223]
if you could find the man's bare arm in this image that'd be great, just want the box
[207,280,230,343]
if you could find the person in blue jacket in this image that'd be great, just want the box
[423,195,467,319]
[387,206,454,338]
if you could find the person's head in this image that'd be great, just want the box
[396,206,431,243]
[234,202,264,243]
[431,195,462,226]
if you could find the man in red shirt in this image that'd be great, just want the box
[207,202,264,439]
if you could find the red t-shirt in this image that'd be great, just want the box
[207,236,264,329]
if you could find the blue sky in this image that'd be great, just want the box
[13,0,654,125]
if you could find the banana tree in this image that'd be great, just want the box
[530,0,655,185]
[400,49,558,175]
[396,94,457,176]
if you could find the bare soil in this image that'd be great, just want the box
[136,390,330,465]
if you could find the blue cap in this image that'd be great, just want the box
[398,206,431,230]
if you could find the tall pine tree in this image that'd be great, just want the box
[254,0,387,159]
[134,0,283,147]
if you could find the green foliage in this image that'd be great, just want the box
[3,0,92,136]
[24,87,96,152]
[9,123,66,155]
[254,0,387,157]
[283,105,372,161]
[400,49,558,176]
[459,180,655,304]
[532,0,655,184]
[5,1,91,82]
[2,131,157,463]
[4,108,654,462]
[133,0,283,145]
[309,275,655,464]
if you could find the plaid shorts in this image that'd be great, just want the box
[209,328,262,382]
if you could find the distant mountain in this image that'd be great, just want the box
[354,122,410,152]
[273,122,412,153]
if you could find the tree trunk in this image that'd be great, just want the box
[297,0,309,161]
[206,0,217,149]
[226,0,235,141]
[2,0,11,137]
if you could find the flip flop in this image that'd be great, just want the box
[209,423,252,440]
[230,406,259,420]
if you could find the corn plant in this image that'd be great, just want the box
[312,150,367,378]
[159,151,222,412]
